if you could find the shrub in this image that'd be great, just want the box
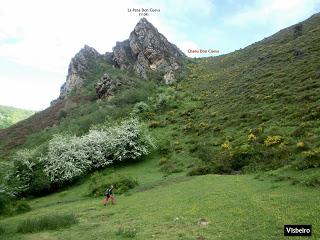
[230,144,255,171]
[15,200,31,214]
[57,109,67,119]
[7,149,37,194]
[187,161,232,176]
[153,88,177,111]
[157,139,171,156]
[6,149,51,196]
[108,118,155,162]
[17,213,78,233]
[187,165,213,176]
[195,144,214,163]
[264,136,283,146]
[88,174,138,197]
[295,148,320,170]
[111,80,157,107]
[132,101,150,115]
[155,93,170,110]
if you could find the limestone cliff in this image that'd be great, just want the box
[58,18,186,100]
[112,18,186,82]
[60,45,100,97]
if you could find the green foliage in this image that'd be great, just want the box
[264,136,283,147]
[187,165,214,176]
[152,87,178,112]
[14,200,31,214]
[0,225,5,235]
[157,139,172,156]
[6,148,51,196]
[295,148,320,170]
[87,173,138,196]
[131,101,150,115]
[110,80,158,107]
[0,191,11,215]
[0,105,35,129]
[17,213,78,233]
[194,143,214,163]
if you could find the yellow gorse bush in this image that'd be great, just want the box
[296,141,305,148]
[247,132,256,142]
[221,140,231,150]
[264,136,283,147]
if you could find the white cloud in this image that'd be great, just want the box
[228,0,320,28]
[0,74,62,111]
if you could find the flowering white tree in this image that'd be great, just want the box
[41,134,92,183]
[79,130,113,169]
[109,118,156,162]
[39,119,155,184]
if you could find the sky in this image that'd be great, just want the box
[0,0,320,111]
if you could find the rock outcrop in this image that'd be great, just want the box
[58,18,186,100]
[60,45,100,97]
[95,73,120,98]
[112,18,186,81]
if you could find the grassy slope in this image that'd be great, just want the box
[1,158,319,239]
[0,106,35,129]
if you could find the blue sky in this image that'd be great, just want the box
[0,0,320,110]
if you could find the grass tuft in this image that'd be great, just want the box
[115,226,137,238]
[17,213,78,233]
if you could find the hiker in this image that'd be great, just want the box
[103,185,115,206]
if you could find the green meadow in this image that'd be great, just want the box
[1,158,319,239]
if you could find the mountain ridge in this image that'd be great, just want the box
[59,18,186,99]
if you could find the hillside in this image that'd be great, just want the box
[0,13,320,239]
[0,106,35,129]
[1,14,319,170]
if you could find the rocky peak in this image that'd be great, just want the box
[60,45,100,98]
[58,18,186,101]
[112,18,186,82]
